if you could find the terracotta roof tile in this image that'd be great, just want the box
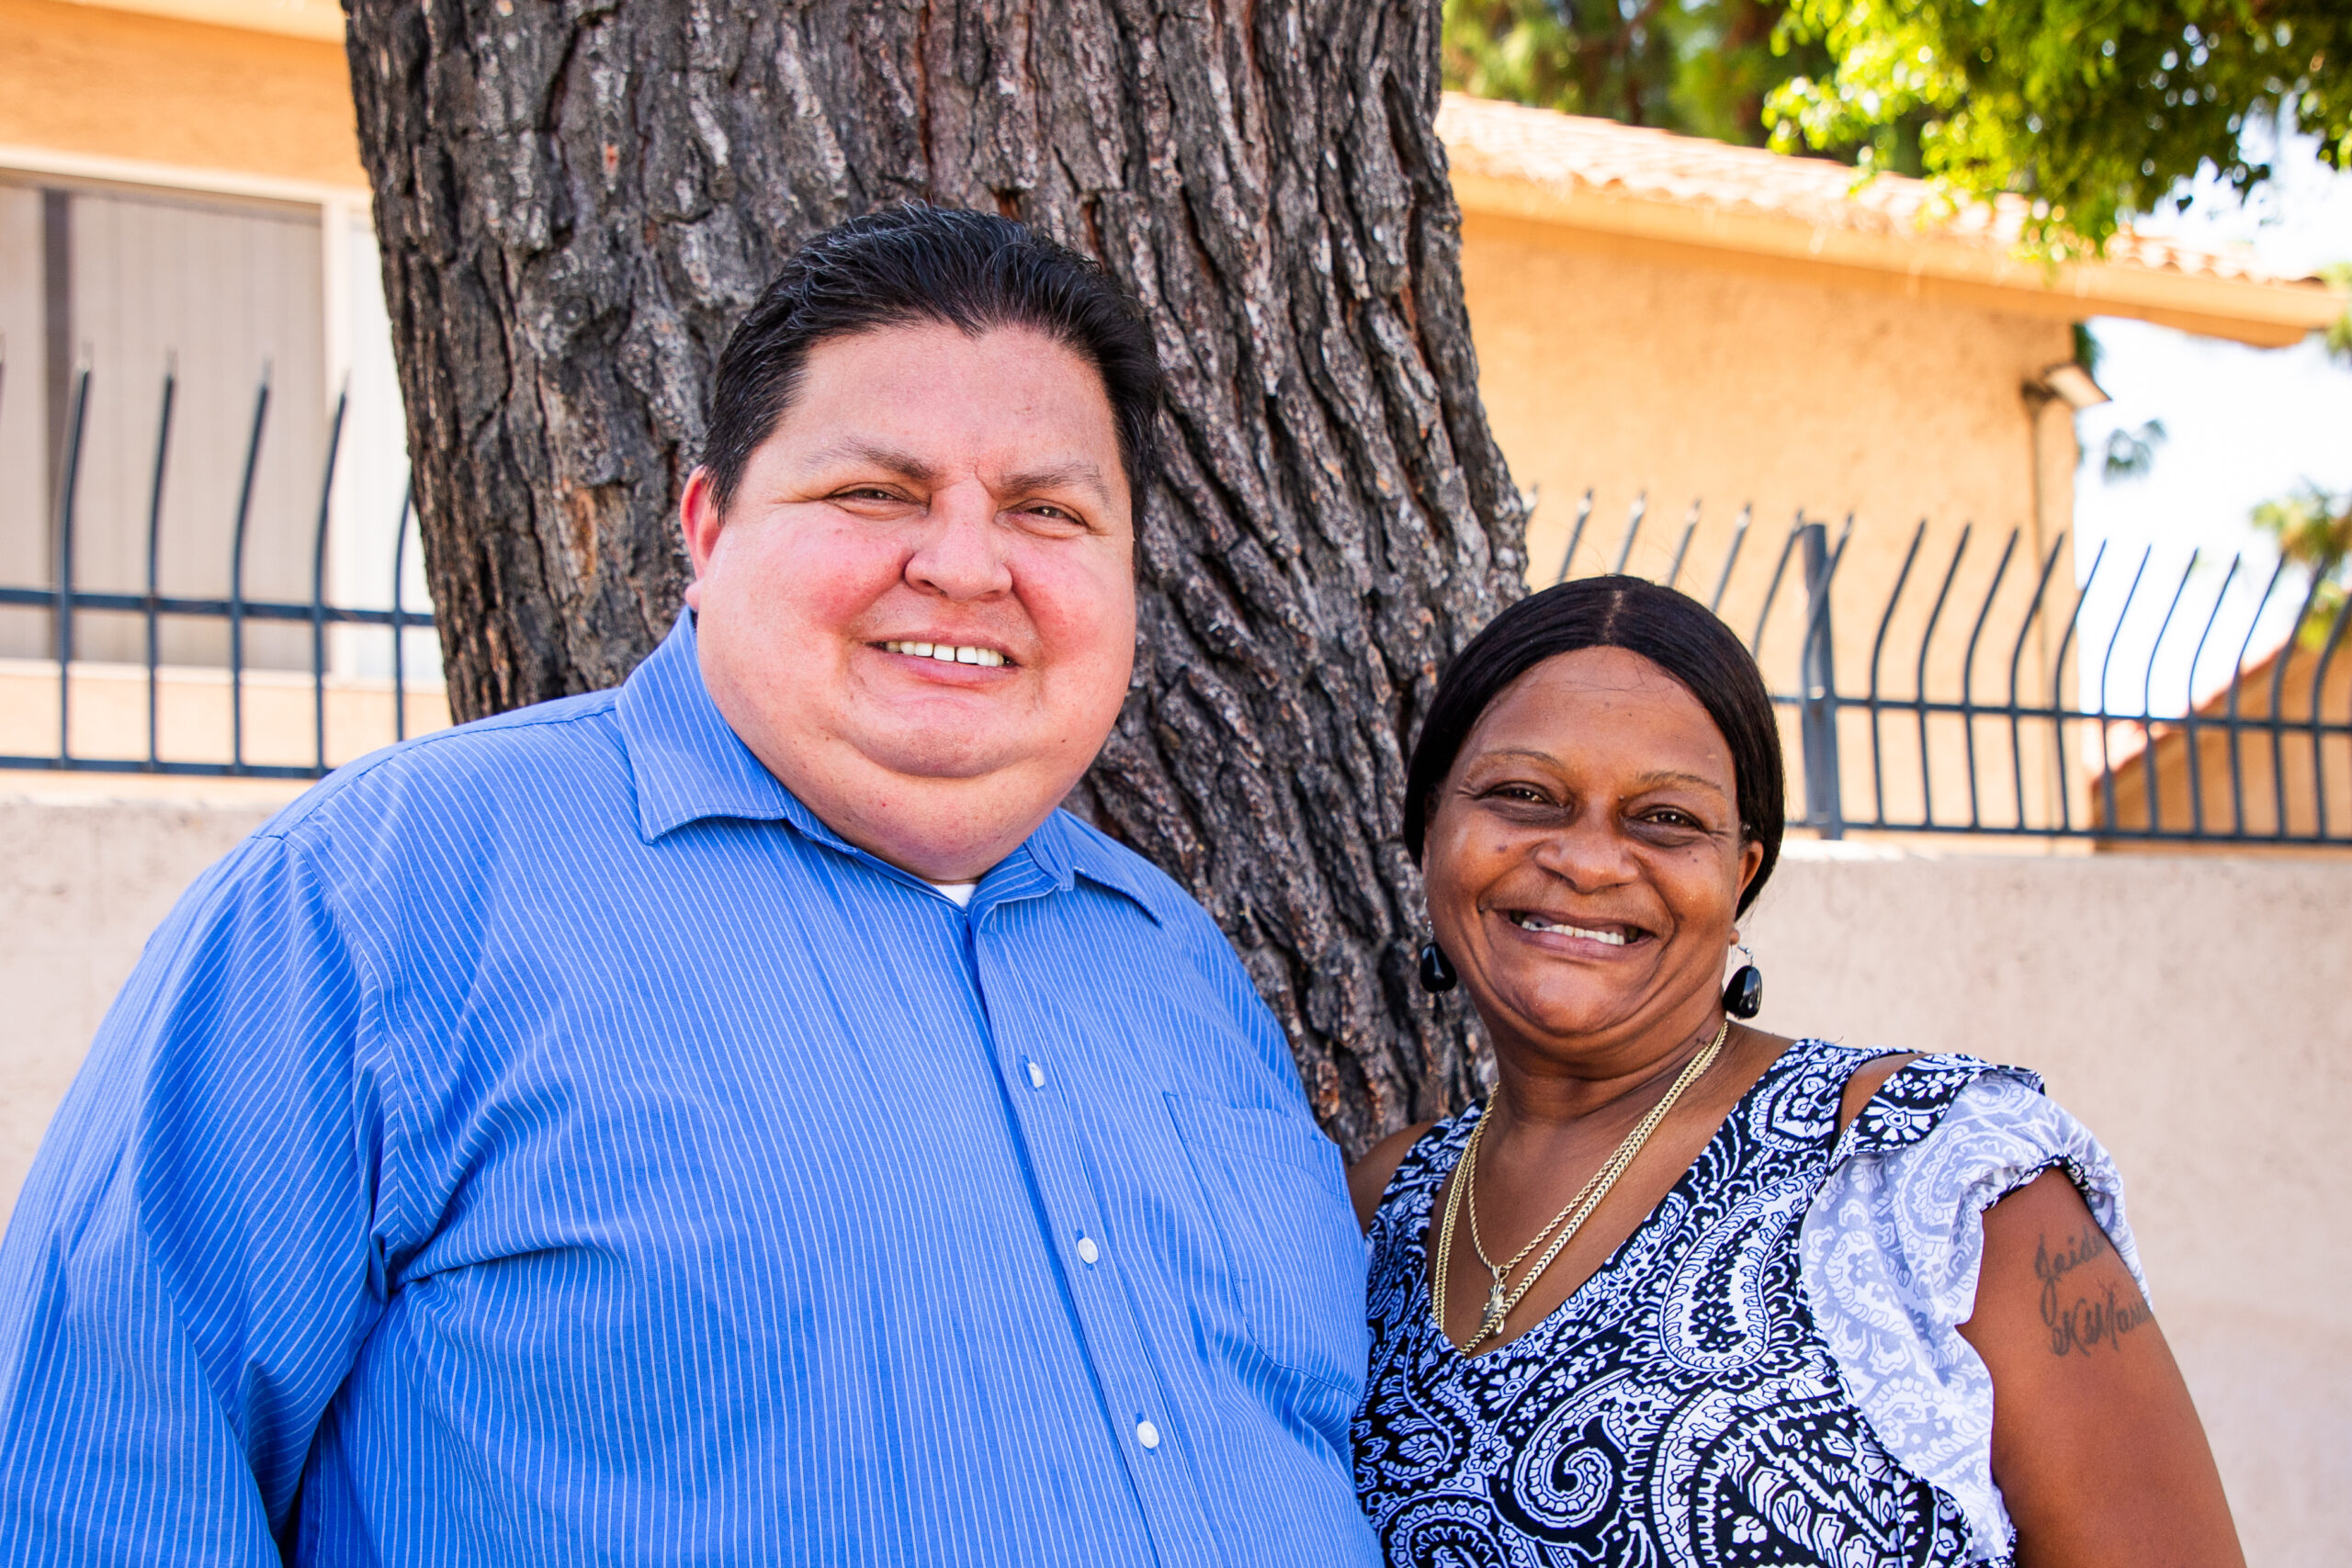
[1435,92,2312,288]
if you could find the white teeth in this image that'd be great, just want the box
[1510,914,1629,945]
[884,641,1005,668]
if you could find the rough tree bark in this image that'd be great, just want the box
[345,0,1527,1153]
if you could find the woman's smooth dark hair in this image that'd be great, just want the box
[701,203,1164,520]
[1403,576,1785,914]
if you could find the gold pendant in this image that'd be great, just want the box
[1482,1276,1508,1333]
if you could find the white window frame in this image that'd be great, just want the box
[0,142,424,681]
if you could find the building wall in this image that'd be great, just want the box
[2098,640,2352,843]
[1458,212,2087,831]
[1747,844,2350,1568]
[0,780,300,1235]
[0,790,2343,1564]
[0,657,447,766]
[1460,213,2080,586]
[0,0,363,187]
[0,0,424,734]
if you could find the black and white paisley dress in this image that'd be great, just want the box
[1352,1038,2143,1568]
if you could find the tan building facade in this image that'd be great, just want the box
[0,0,356,189]
[0,4,2342,807]
[1438,95,2342,837]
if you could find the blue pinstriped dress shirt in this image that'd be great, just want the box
[0,613,1379,1566]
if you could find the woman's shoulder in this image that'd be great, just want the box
[1799,1058,2141,1563]
[1810,1057,2138,1297]
[1835,1050,2050,1158]
[1829,1047,2039,1138]
[1346,1107,1480,1232]
[1346,1122,1433,1231]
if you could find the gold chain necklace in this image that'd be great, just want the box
[1432,1019,1730,1354]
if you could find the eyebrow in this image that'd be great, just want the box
[801,441,1111,499]
[803,439,939,485]
[1000,461,1112,501]
[1629,769,1733,796]
[1476,750,1732,796]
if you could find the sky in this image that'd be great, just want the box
[2069,118,2352,716]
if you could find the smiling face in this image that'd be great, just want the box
[680,320,1137,881]
[1421,646,1765,1064]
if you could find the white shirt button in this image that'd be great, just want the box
[1076,1236,1100,1266]
[1136,1420,1160,1450]
[1026,1060,1046,1089]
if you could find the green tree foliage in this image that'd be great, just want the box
[2100,419,2169,481]
[2248,268,2349,637]
[2322,261,2352,360]
[2251,482,2350,644]
[1440,0,1837,148]
[1765,0,2351,254]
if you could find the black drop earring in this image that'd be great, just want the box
[1418,942,1458,994]
[1722,943,1762,1019]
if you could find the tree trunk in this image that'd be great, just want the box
[345,0,1527,1153]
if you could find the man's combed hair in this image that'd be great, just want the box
[1403,576,1787,915]
[701,205,1165,521]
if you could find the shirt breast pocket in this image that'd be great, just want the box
[1163,1092,1370,1404]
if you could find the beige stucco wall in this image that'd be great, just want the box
[1747,844,2351,1568]
[0,777,300,1224]
[0,0,364,188]
[1462,212,2078,591]
[1460,214,2086,829]
[0,786,2344,1562]
[1463,214,2075,587]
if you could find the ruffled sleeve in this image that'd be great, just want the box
[1797,1065,2146,1565]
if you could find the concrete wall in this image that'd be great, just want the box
[0,777,300,1219]
[4,804,2346,1562]
[1748,843,2351,1568]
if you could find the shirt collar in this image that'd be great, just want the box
[614,611,851,849]
[1025,811,1163,923]
[613,613,1160,923]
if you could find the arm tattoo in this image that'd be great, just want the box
[2033,1220,2154,1357]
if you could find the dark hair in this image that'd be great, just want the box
[700,204,1164,523]
[1403,576,1785,914]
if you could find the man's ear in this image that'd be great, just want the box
[680,468,721,610]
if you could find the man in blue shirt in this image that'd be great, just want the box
[0,208,1378,1565]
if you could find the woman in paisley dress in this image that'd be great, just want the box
[1349,576,2242,1568]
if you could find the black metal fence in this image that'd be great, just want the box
[1,362,433,778]
[1552,491,2352,847]
[6,373,2349,848]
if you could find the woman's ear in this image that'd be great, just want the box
[1735,832,1765,899]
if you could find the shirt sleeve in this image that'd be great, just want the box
[0,829,397,1563]
[1796,1070,2145,1566]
